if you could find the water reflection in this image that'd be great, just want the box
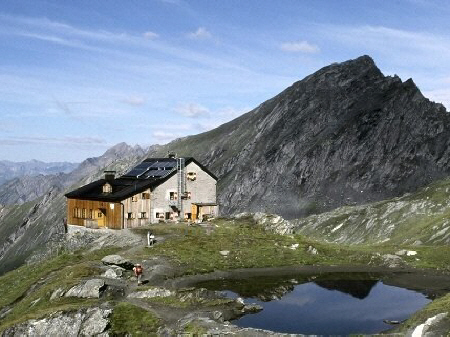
[314,278,378,299]
[197,273,432,335]
[198,272,382,301]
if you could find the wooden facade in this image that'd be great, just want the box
[67,198,123,229]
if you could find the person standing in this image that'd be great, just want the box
[133,264,143,286]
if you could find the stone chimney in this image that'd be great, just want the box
[104,170,116,181]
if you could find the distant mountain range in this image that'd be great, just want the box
[0,144,146,275]
[1,55,450,274]
[0,160,78,187]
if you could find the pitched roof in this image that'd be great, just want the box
[65,157,217,202]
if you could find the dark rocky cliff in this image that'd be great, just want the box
[161,55,450,218]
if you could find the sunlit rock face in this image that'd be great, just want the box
[1,307,111,336]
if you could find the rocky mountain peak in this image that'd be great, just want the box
[104,142,135,157]
[159,55,450,218]
[295,55,383,91]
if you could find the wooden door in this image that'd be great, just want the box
[191,204,198,220]
[95,208,106,228]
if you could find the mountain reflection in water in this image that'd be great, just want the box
[314,278,378,299]
[197,272,381,301]
[197,273,431,335]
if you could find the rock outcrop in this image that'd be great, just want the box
[127,287,174,299]
[235,212,296,235]
[102,267,124,279]
[410,312,449,336]
[292,177,450,245]
[101,254,134,270]
[1,307,111,336]
[65,279,106,299]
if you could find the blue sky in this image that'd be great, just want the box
[1,0,450,162]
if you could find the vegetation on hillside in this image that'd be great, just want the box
[295,177,450,246]
[128,218,376,275]
[0,247,120,332]
[1,215,450,334]
[110,302,161,335]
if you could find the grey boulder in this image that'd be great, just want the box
[1,307,111,336]
[65,279,106,299]
[101,255,134,270]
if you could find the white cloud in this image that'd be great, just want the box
[0,136,107,146]
[158,0,182,4]
[216,106,250,118]
[191,121,219,132]
[323,25,450,63]
[175,103,210,117]
[280,41,320,53]
[187,27,212,40]
[122,96,146,106]
[17,32,99,52]
[143,31,159,39]
[134,123,192,131]
[1,14,249,73]
[152,131,182,143]
[423,88,450,110]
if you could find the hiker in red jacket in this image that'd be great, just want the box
[133,264,143,285]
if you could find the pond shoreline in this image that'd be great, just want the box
[156,264,450,335]
[165,264,450,295]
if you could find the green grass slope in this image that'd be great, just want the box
[294,178,450,245]
[1,217,450,335]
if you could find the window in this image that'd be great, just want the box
[127,212,135,219]
[169,192,178,200]
[187,172,197,181]
[131,196,138,202]
[142,192,150,199]
[138,212,147,219]
[98,212,103,218]
[73,207,93,219]
[103,183,112,193]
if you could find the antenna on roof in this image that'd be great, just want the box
[168,151,177,159]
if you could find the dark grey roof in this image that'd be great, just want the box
[122,158,177,178]
[65,157,217,202]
